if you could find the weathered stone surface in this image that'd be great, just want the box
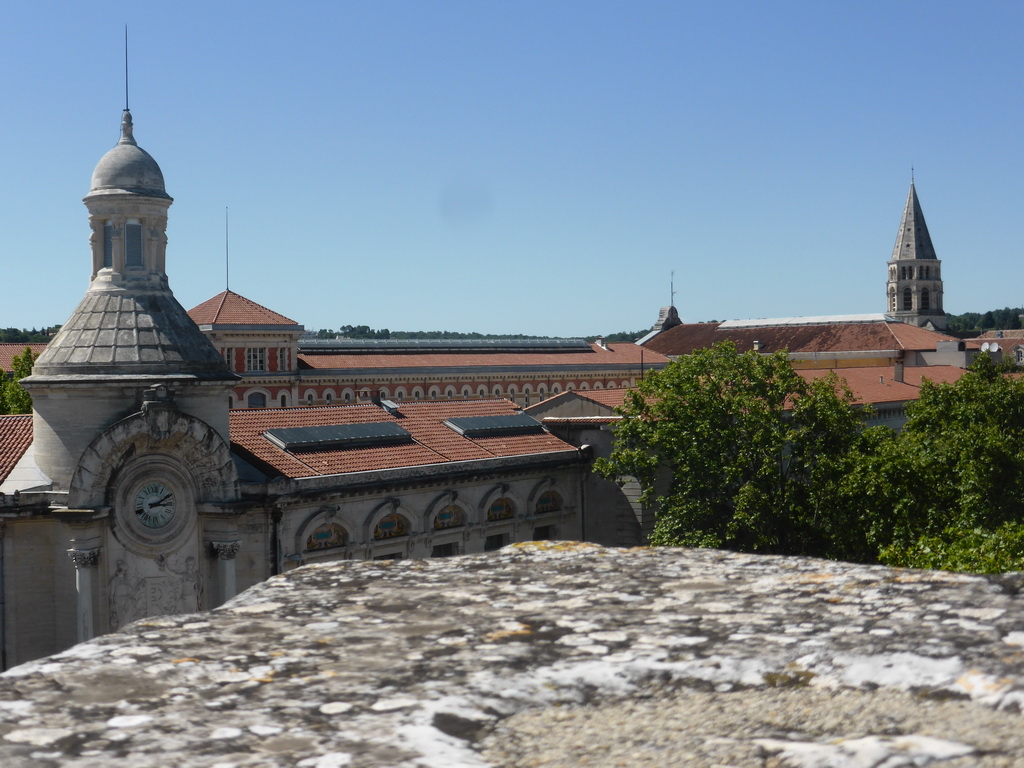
[1,543,1022,767]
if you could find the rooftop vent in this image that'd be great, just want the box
[264,422,412,451]
[444,413,545,438]
[379,399,401,416]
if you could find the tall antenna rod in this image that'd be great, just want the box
[670,270,676,307]
[225,207,230,291]
[124,25,129,111]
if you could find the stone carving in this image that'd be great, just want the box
[66,548,100,569]
[157,554,201,613]
[69,408,239,509]
[107,559,141,631]
[108,555,201,631]
[210,540,241,560]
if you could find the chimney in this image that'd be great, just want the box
[753,340,761,352]
[894,362,904,383]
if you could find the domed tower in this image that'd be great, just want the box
[885,181,947,330]
[23,109,237,492]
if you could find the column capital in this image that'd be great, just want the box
[66,547,101,569]
[210,540,241,560]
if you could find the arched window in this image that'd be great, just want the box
[395,387,407,402]
[888,287,896,312]
[412,387,424,400]
[492,385,503,397]
[306,392,315,405]
[228,394,235,409]
[429,386,441,399]
[373,513,409,539]
[306,523,348,552]
[444,386,456,399]
[551,383,561,394]
[461,385,473,398]
[902,288,913,311]
[279,393,288,407]
[433,505,466,530]
[536,490,562,513]
[477,385,488,397]
[247,392,267,408]
[125,219,143,266]
[487,497,515,521]
[921,288,930,310]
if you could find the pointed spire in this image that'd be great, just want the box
[118,109,137,146]
[890,180,937,261]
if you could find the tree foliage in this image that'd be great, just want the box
[597,343,1024,574]
[0,347,37,414]
[856,355,1024,572]
[595,342,866,559]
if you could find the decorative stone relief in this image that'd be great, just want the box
[210,540,241,560]
[107,555,201,632]
[69,407,239,509]
[66,548,101,569]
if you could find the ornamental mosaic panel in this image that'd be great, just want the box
[433,505,465,530]
[536,490,562,514]
[306,522,348,552]
[374,513,409,540]
[487,497,514,521]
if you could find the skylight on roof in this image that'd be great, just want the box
[264,422,412,451]
[444,413,544,438]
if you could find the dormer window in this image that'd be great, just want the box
[125,219,143,266]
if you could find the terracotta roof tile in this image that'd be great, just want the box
[188,290,300,327]
[230,399,576,479]
[797,365,967,406]
[0,344,47,372]
[573,388,630,409]
[643,321,954,357]
[298,343,667,371]
[0,415,33,484]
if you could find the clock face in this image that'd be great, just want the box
[134,481,176,529]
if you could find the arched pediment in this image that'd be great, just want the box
[68,403,238,509]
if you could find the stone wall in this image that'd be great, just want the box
[0,543,1022,767]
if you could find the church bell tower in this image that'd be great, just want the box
[886,181,947,330]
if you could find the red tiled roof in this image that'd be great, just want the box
[0,415,33,484]
[188,290,299,326]
[643,321,954,357]
[573,388,630,409]
[0,344,47,372]
[797,365,967,406]
[230,399,576,479]
[298,343,667,371]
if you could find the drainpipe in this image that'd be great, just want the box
[271,507,283,576]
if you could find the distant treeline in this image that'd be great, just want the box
[946,307,1023,334]
[0,327,60,343]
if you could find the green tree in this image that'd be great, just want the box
[595,342,868,558]
[1,347,37,414]
[863,355,1024,572]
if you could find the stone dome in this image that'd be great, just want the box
[88,110,171,199]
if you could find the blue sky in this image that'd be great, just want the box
[1,2,1021,336]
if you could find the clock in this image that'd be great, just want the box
[134,481,176,529]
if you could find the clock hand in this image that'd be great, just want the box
[154,493,173,506]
